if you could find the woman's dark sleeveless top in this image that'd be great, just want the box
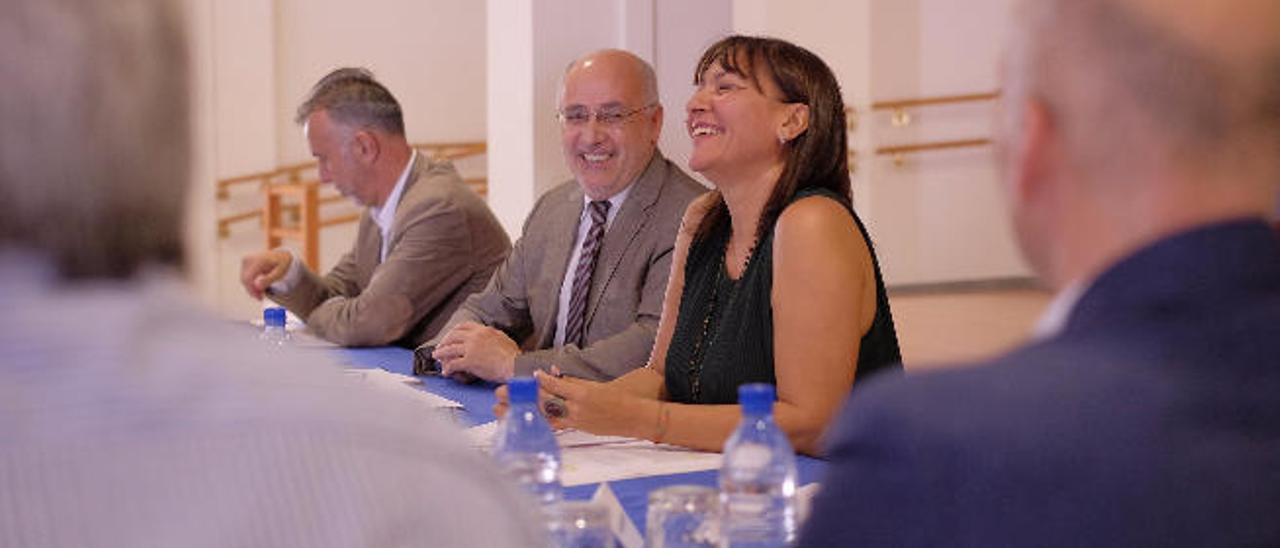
[664,188,902,405]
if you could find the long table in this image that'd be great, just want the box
[333,346,827,532]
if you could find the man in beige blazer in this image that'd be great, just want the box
[241,68,510,348]
[419,50,705,382]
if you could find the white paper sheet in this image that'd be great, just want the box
[465,420,499,449]
[591,482,643,548]
[465,422,721,486]
[561,440,722,487]
[342,367,463,410]
[466,422,635,452]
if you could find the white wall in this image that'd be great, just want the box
[913,0,1025,283]
[530,2,620,198]
[654,0,733,181]
[864,0,1028,285]
[187,0,281,316]
[185,0,217,307]
[485,0,536,237]
[275,0,487,164]
[192,0,488,319]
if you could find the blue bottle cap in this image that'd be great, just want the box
[263,307,287,327]
[508,377,538,404]
[738,383,775,415]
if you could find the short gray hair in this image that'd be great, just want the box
[1014,0,1280,170]
[636,58,659,105]
[295,68,405,135]
[0,0,189,279]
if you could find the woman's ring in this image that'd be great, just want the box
[543,396,568,419]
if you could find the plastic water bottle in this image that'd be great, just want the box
[259,307,290,346]
[719,383,797,547]
[492,376,562,505]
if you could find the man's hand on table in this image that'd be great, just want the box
[433,321,519,382]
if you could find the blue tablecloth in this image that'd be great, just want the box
[332,345,498,426]
[336,345,827,531]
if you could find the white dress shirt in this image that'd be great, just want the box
[370,149,417,262]
[0,252,543,548]
[1032,280,1087,339]
[271,151,417,292]
[553,186,632,346]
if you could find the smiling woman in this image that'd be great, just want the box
[511,36,903,457]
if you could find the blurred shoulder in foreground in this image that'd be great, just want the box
[0,0,541,545]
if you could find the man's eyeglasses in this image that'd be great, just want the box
[557,103,656,127]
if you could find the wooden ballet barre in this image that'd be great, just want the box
[217,176,490,237]
[320,213,362,228]
[215,169,275,199]
[217,209,262,238]
[876,138,992,156]
[215,141,489,254]
[416,141,487,160]
[871,91,1000,111]
[217,141,484,198]
[876,138,993,167]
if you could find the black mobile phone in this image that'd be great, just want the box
[413,344,481,384]
[412,345,442,376]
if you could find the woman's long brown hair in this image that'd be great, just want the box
[692,35,852,243]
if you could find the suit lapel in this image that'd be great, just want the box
[535,185,585,347]
[354,213,381,285]
[583,154,668,328]
[386,153,426,249]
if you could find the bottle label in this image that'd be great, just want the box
[725,443,771,474]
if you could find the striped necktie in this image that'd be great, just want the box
[564,200,611,347]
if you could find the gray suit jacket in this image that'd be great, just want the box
[271,155,511,347]
[426,153,705,380]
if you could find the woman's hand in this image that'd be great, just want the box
[491,377,558,420]
[492,384,509,418]
[491,366,579,422]
[534,370,655,438]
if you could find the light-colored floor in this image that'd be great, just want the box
[887,286,1053,371]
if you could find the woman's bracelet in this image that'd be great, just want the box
[653,401,670,443]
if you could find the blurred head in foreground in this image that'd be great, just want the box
[798,1,1280,545]
[995,0,1280,289]
[0,0,189,280]
[0,3,544,546]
